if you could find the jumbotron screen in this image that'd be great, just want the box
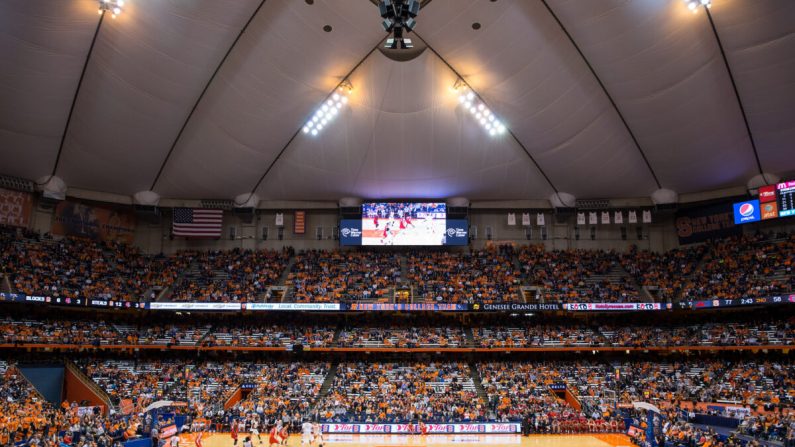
[339,202,468,246]
[362,202,446,245]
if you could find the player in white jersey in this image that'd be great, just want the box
[301,421,313,445]
[311,423,323,447]
[250,417,261,445]
[243,436,253,447]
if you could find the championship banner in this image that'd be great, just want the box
[0,188,33,227]
[53,201,136,243]
[675,201,741,244]
[589,212,597,225]
[321,423,520,434]
[521,213,531,226]
[243,302,341,311]
[507,213,516,226]
[576,212,585,226]
[294,211,305,234]
[628,210,638,224]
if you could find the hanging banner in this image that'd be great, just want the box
[628,210,638,224]
[0,188,33,228]
[521,213,531,226]
[674,201,740,244]
[507,213,516,226]
[275,213,284,226]
[536,213,545,226]
[642,210,652,223]
[589,212,598,225]
[576,212,585,225]
[614,211,623,224]
[601,211,610,224]
[52,201,136,243]
[294,211,305,234]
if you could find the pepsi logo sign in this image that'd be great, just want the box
[738,203,754,217]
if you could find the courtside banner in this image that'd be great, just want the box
[243,302,341,311]
[147,302,241,311]
[348,303,469,311]
[321,423,521,434]
[564,302,664,311]
[472,302,561,312]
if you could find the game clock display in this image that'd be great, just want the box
[733,180,795,224]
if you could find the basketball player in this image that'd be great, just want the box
[194,430,204,447]
[279,426,288,446]
[311,422,323,447]
[231,420,239,446]
[419,420,427,436]
[373,214,379,228]
[243,436,253,447]
[250,416,261,445]
[301,420,313,446]
[268,425,281,447]
[169,435,179,447]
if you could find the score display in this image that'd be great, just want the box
[339,202,468,246]
[734,180,795,224]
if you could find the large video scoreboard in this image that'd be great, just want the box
[733,180,795,224]
[340,201,468,246]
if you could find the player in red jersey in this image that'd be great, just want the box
[419,421,427,436]
[279,426,288,445]
[231,420,239,446]
[374,215,379,228]
[268,425,281,447]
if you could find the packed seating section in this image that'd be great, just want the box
[1,226,793,304]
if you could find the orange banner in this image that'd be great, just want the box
[294,210,305,234]
[53,201,136,244]
[0,188,33,227]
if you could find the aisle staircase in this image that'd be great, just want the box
[468,362,489,404]
[311,362,339,412]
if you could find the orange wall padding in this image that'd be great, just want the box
[63,367,107,415]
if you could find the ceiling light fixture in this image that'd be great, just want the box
[684,0,711,13]
[378,0,420,50]
[98,0,124,18]
[302,81,352,136]
[454,81,506,137]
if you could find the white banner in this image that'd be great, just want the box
[521,213,530,226]
[614,211,623,224]
[147,302,242,311]
[576,212,585,225]
[628,210,638,224]
[642,210,652,223]
[275,213,284,226]
[601,211,610,224]
[564,302,663,311]
[243,302,341,311]
[325,434,522,444]
[536,213,545,226]
[321,423,521,434]
[507,213,516,226]
[589,212,598,225]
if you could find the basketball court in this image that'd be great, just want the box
[196,433,632,447]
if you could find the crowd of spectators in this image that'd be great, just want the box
[287,250,400,302]
[336,327,467,348]
[679,233,795,302]
[316,362,484,423]
[200,325,334,348]
[474,325,605,348]
[169,249,291,302]
[0,319,123,345]
[519,245,640,303]
[2,225,793,305]
[1,363,141,447]
[407,248,520,303]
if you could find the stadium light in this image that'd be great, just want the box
[684,0,711,13]
[453,81,506,137]
[98,0,124,18]
[302,81,352,137]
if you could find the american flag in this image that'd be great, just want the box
[172,208,223,238]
